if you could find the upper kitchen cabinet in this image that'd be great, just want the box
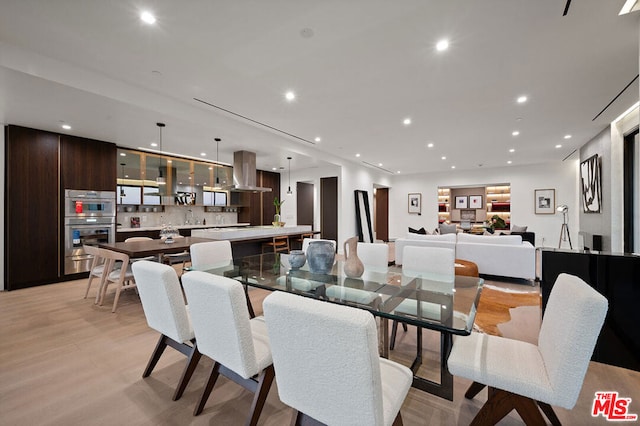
[117,150,143,205]
[60,134,116,191]
[172,158,194,205]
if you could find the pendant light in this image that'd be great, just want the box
[156,122,166,185]
[119,163,126,203]
[214,137,221,187]
[286,156,293,195]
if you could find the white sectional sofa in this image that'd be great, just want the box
[394,232,536,281]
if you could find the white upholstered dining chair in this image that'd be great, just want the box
[357,242,389,271]
[189,240,232,268]
[181,271,274,424]
[131,261,200,401]
[448,273,608,425]
[390,245,455,350]
[263,291,413,426]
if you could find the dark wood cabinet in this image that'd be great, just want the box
[541,249,640,372]
[60,135,116,191]
[4,125,117,290]
[5,126,61,290]
[235,170,281,226]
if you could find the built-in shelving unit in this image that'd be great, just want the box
[438,188,450,223]
[485,185,510,228]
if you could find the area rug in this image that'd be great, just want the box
[473,284,541,337]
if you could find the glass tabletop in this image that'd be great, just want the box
[189,252,483,336]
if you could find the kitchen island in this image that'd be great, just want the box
[192,225,314,257]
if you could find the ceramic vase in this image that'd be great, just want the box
[307,240,335,274]
[343,236,364,278]
[288,250,306,269]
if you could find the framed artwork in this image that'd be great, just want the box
[469,195,483,209]
[580,154,601,213]
[455,196,468,209]
[534,189,555,214]
[408,193,422,214]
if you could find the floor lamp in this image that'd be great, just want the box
[557,205,573,249]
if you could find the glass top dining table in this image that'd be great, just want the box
[189,252,484,400]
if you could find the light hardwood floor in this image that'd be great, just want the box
[1,275,638,425]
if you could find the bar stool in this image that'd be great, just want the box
[292,232,314,250]
[262,235,290,254]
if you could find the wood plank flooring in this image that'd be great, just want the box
[1,276,639,425]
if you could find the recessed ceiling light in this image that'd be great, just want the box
[507,160,513,164]
[555,144,562,149]
[403,118,412,125]
[564,134,572,139]
[509,148,515,153]
[356,153,361,157]
[285,91,296,101]
[120,152,126,157]
[378,163,383,167]
[200,152,206,156]
[451,165,456,169]
[396,171,401,174]
[140,11,156,24]
[272,167,277,171]
[441,156,446,160]
[427,143,434,148]
[517,95,528,103]
[512,131,520,136]
[314,136,321,142]
[61,124,71,130]
[436,39,449,51]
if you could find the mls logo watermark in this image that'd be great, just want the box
[592,392,638,421]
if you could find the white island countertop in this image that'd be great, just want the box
[192,225,313,242]
[117,223,250,233]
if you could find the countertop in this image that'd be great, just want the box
[117,223,250,233]
[192,225,313,242]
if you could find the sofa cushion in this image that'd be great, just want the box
[406,233,457,242]
[511,224,528,233]
[457,233,523,245]
[439,223,457,234]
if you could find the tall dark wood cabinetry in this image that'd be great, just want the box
[5,126,61,290]
[4,125,116,290]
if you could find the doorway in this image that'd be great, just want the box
[374,187,389,241]
[624,128,639,253]
[296,182,314,229]
[320,177,338,242]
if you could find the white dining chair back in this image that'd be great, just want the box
[357,242,389,271]
[301,238,336,253]
[124,237,153,242]
[402,245,455,285]
[263,291,412,426]
[181,271,274,421]
[448,273,608,423]
[189,240,232,268]
[131,260,199,401]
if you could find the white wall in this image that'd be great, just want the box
[389,160,580,248]
[279,162,391,254]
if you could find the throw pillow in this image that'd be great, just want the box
[408,227,428,235]
[439,223,457,235]
[511,224,528,233]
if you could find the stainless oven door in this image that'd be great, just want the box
[64,189,116,218]
[64,217,115,275]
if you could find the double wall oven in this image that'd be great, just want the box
[64,190,116,275]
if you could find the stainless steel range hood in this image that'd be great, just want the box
[224,150,272,192]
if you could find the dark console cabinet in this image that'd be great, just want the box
[541,249,640,372]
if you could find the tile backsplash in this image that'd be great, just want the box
[117,206,239,228]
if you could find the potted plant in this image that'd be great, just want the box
[273,197,285,227]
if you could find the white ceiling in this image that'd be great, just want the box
[0,0,638,174]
